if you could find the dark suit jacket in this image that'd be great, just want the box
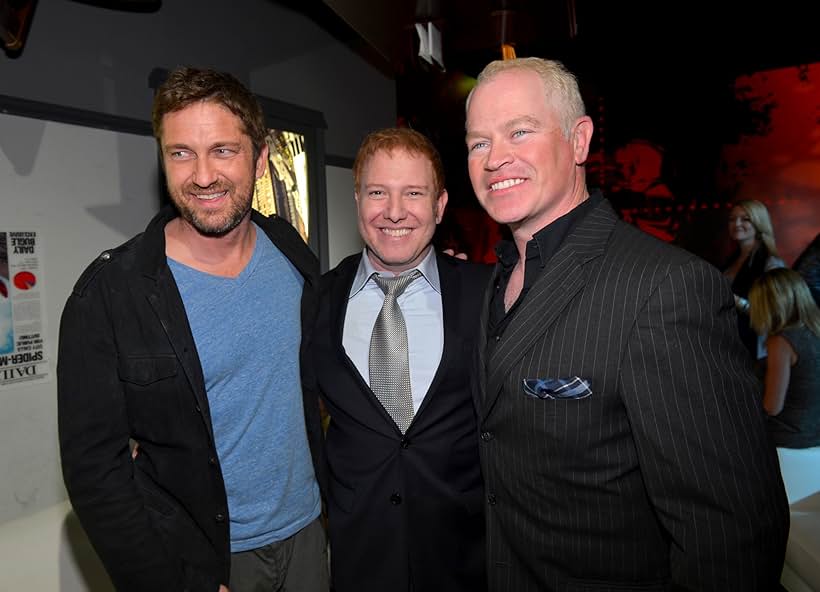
[312,251,490,592]
[477,199,789,592]
[58,206,326,592]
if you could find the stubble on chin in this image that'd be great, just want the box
[184,204,250,237]
[170,183,254,237]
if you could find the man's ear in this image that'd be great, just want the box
[572,116,594,165]
[255,143,270,179]
[435,189,449,224]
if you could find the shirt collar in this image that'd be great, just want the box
[349,246,440,298]
[494,189,604,270]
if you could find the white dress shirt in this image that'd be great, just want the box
[342,247,444,412]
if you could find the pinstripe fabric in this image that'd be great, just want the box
[477,199,789,592]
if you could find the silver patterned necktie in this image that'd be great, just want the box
[368,270,421,433]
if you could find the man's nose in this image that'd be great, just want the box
[193,157,218,187]
[383,194,407,221]
[486,142,512,170]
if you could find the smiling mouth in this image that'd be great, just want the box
[490,178,525,191]
[193,190,228,201]
[381,228,411,237]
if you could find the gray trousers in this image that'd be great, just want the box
[229,517,329,592]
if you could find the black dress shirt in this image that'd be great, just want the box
[488,189,604,348]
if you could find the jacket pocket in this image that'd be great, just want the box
[136,472,216,567]
[118,355,178,386]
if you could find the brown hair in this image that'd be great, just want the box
[353,128,445,196]
[749,268,820,336]
[152,67,268,159]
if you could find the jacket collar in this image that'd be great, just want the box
[134,204,177,281]
[133,204,315,284]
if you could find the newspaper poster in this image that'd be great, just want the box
[0,230,50,389]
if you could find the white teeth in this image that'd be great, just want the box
[382,228,411,237]
[490,178,525,191]
[195,191,226,201]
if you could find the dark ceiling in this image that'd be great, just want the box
[300,0,820,209]
[315,0,820,81]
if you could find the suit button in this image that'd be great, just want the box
[400,437,410,449]
[215,513,225,522]
[208,456,217,466]
[487,494,497,506]
[195,405,202,413]
[494,335,501,342]
[390,493,402,505]
[481,431,494,442]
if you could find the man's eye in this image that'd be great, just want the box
[512,129,530,138]
[368,190,385,197]
[169,150,190,159]
[214,148,236,157]
[469,141,488,152]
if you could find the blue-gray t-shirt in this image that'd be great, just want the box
[169,224,320,551]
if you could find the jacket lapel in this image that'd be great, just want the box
[481,200,618,420]
[330,255,404,432]
[412,252,461,421]
[328,257,357,363]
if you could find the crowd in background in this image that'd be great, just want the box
[722,200,820,451]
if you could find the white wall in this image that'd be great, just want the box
[325,165,362,268]
[0,114,159,525]
[0,114,158,590]
[0,0,396,160]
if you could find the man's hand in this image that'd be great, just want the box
[442,248,468,260]
[219,585,230,592]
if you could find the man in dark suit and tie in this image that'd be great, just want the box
[310,128,489,592]
[464,57,790,591]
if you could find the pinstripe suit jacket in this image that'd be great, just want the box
[477,198,789,592]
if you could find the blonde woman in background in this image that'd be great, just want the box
[723,200,785,359]
[749,268,820,448]
[750,268,820,505]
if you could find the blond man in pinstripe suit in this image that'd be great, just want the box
[465,57,789,592]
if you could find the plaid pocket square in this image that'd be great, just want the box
[522,377,592,400]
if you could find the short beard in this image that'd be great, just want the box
[171,182,254,237]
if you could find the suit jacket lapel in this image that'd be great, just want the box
[330,255,404,432]
[329,256,376,393]
[328,257,356,363]
[413,252,461,421]
[481,200,618,420]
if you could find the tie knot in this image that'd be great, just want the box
[372,270,421,299]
